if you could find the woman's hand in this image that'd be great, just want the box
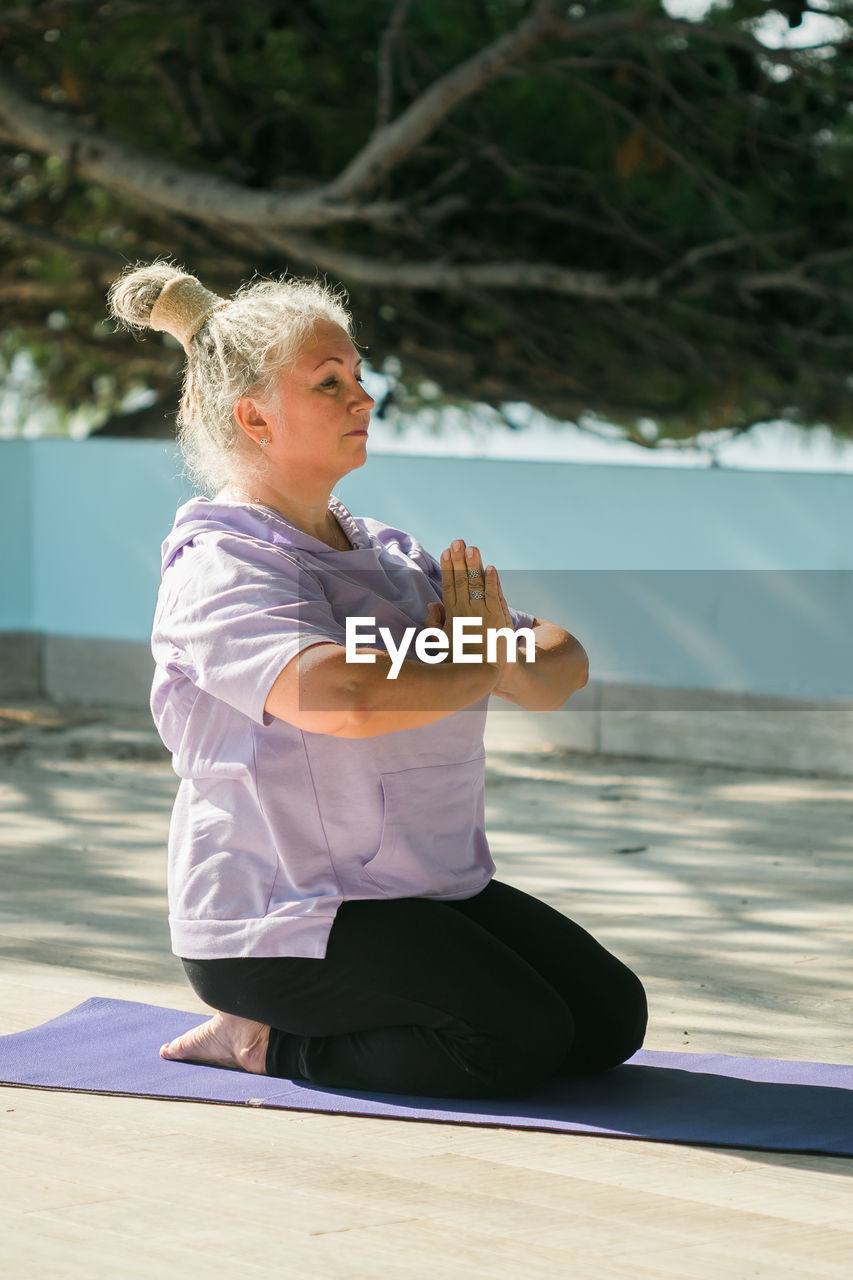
[426,539,512,671]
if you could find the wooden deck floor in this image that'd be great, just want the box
[1,702,851,1279]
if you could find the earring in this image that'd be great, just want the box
[259,437,271,449]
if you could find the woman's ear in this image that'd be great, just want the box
[234,395,270,446]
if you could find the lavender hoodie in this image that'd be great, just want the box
[150,495,534,959]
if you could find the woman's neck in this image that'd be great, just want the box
[221,481,346,549]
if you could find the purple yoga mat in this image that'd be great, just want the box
[1,998,851,1155]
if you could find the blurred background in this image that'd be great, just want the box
[1,0,852,772]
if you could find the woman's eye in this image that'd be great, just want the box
[322,375,364,388]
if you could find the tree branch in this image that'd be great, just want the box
[0,211,250,287]
[0,212,120,269]
[245,228,847,306]
[655,229,805,286]
[152,55,204,148]
[249,230,662,297]
[0,1,198,25]
[0,75,404,230]
[0,278,92,303]
[188,63,223,148]
[0,7,652,232]
[375,0,414,132]
[775,323,853,350]
[324,4,653,202]
[737,270,843,299]
[557,70,753,237]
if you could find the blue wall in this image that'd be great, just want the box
[0,440,33,630]
[339,457,853,700]
[339,453,853,572]
[28,440,194,642]
[3,439,853,700]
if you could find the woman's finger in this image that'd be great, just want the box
[464,547,505,631]
[494,569,513,628]
[484,565,511,667]
[424,600,445,627]
[440,545,457,614]
[451,540,471,608]
[464,546,491,620]
[484,564,502,612]
[464,543,486,605]
[480,559,511,627]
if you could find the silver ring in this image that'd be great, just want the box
[469,589,485,600]
[467,568,482,580]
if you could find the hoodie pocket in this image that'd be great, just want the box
[362,756,486,897]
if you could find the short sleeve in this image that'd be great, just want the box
[152,533,348,725]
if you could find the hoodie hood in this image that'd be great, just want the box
[160,494,372,574]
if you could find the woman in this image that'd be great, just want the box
[108,261,647,1098]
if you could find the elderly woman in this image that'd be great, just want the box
[108,262,647,1099]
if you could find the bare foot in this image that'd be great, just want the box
[160,1010,270,1075]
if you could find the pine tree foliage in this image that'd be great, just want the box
[0,0,851,443]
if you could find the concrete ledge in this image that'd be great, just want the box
[41,635,154,709]
[485,679,853,777]
[0,632,40,698]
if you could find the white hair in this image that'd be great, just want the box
[107,260,356,493]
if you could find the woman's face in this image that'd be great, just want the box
[254,320,375,482]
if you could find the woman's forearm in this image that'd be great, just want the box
[491,621,588,711]
[336,649,502,737]
[266,642,503,738]
[267,619,588,736]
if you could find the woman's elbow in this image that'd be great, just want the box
[547,645,589,710]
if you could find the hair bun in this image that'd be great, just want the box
[149,275,225,352]
[107,261,225,352]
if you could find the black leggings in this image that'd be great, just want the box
[181,879,647,1099]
